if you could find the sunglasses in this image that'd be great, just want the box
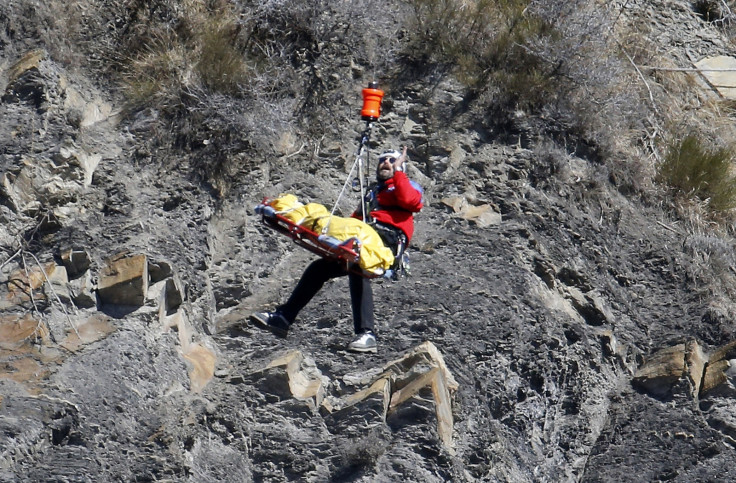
[378,157,396,164]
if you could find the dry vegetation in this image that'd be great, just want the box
[401,0,736,225]
[6,0,736,217]
[111,0,399,194]
[404,0,650,184]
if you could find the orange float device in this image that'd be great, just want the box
[361,82,384,121]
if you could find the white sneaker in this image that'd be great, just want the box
[347,331,377,353]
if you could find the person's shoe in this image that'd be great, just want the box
[347,331,377,353]
[250,311,290,338]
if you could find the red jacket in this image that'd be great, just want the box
[354,172,423,242]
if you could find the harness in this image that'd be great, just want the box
[363,184,411,279]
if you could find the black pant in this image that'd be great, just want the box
[277,258,374,334]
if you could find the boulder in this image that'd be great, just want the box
[685,339,707,397]
[567,287,614,326]
[1,153,91,216]
[161,309,216,394]
[250,341,458,448]
[702,359,732,396]
[633,340,707,398]
[68,271,96,309]
[633,343,686,396]
[700,341,736,396]
[2,49,47,107]
[4,261,70,306]
[149,275,183,315]
[61,78,115,128]
[53,141,101,189]
[441,195,502,228]
[694,55,736,99]
[97,253,148,306]
[148,260,174,284]
[44,263,70,305]
[6,49,46,85]
[382,341,458,450]
[164,276,184,313]
[182,342,217,394]
[324,377,392,435]
[248,350,326,407]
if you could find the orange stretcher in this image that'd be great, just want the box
[255,199,385,278]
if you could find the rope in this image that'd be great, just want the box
[358,150,367,223]
[324,148,365,234]
[324,122,373,234]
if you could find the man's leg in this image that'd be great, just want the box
[277,258,345,323]
[346,273,377,353]
[348,273,374,334]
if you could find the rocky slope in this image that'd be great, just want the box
[4,1,736,482]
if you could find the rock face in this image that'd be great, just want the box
[4,0,736,481]
[321,341,458,450]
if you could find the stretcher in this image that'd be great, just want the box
[255,199,387,278]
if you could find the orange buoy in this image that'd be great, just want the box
[361,82,384,121]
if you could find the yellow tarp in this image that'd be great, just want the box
[270,194,302,212]
[282,203,330,230]
[268,194,394,273]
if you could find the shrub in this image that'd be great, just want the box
[406,0,553,93]
[334,430,389,477]
[657,134,736,212]
[404,0,645,165]
[121,1,250,110]
[112,0,309,194]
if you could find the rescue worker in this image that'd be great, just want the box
[251,147,423,353]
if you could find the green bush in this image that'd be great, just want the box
[658,134,736,212]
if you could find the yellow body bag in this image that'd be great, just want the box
[268,194,395,273]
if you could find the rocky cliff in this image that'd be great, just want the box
[4,1,736,481]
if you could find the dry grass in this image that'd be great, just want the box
[19,0,736,222]
[112,1,311,194]
[657,134,736,213]
[406,0,554,95]
[121,1,249,110]
[404,0,650,185]
[335,430,389,476]
[111,0,408,195]
[403,0,736,231]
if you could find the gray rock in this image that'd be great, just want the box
[60,248,91,279]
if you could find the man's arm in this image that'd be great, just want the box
[390,147,423,212]
[392,171,423,213]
